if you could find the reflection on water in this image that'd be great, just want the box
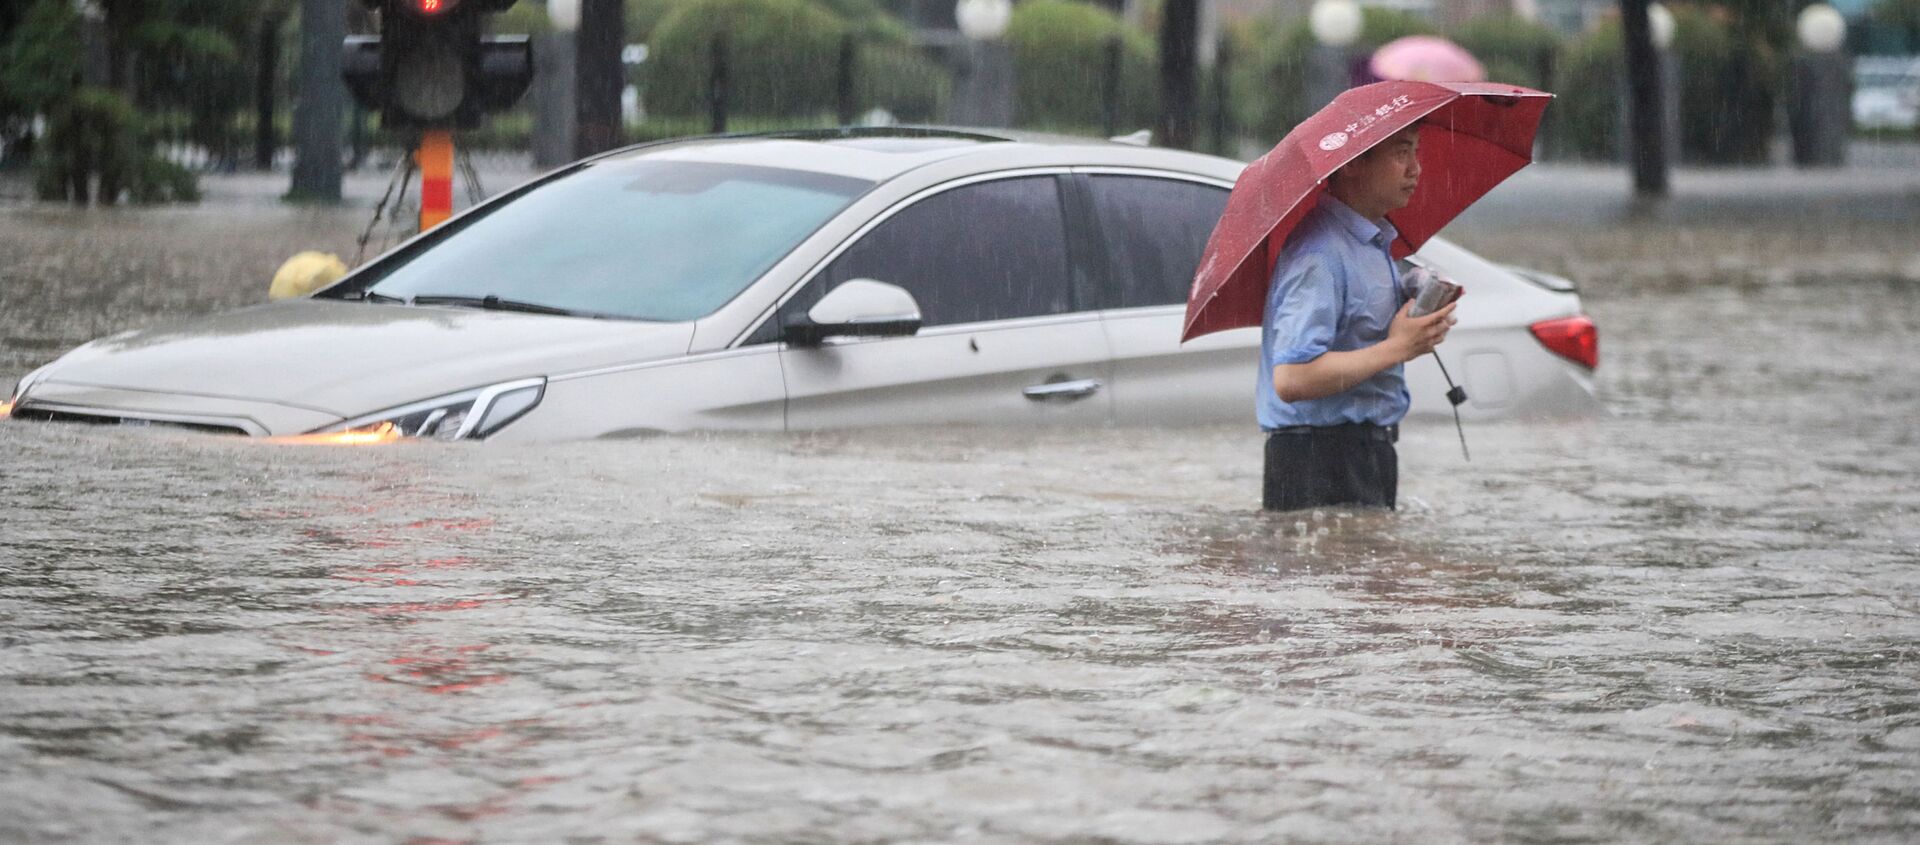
[3,278,1919,841]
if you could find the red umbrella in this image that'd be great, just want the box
[1183,80,1552,342]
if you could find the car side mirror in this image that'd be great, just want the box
[782,279,922,347]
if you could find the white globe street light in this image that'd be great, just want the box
[1309,0,1362,49]
[956,0,1012,41]
[1648,3,1675,51]
[1796,4,1846,53]
[549,0,580,32]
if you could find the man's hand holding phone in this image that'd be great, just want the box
[1389,299,1457,362]
[1409,277,1463,317]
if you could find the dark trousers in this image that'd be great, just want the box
[1262,424,1398,511]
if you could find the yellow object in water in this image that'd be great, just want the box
[269,252,349,300]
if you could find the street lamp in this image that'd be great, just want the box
[1791,4,1849,166]
[547,0,579,32]
[955,0,1012,41]
[1308,0,1362,49]
[1648,2,1675,51]
[950,0,1014,127]
[1306,0,1359,112]
[1797,4,1846,53]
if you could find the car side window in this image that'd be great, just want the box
[757,176,1073,341]
[1086,175,1230,309]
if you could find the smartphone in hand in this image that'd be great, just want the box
[1410,278,1462,317]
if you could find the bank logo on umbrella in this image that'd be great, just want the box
[1318,132,1350,151]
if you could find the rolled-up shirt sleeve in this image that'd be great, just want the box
[1264,253,1341,366]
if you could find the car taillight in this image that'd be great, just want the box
[1530,315,1598,370]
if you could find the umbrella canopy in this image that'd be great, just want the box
[1371,35,1486,83]
[1182,80,1551,342]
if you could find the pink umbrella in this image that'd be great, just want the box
[1370,36,1486,83]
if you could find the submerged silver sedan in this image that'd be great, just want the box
[4,128,1601,442]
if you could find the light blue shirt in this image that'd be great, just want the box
[1257,195,1410,430]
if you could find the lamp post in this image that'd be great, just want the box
[1791,4,1850,167]
[1307,0,1361,113]
[951,0,1014,128]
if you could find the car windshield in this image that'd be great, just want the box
[361,158,872,321]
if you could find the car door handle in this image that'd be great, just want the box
[1023,378,1103,401]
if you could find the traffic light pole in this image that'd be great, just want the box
[417,129,455,231]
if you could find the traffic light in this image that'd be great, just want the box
[343,0,534,130]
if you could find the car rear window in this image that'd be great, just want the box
[358,159,872,321]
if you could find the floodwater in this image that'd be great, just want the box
[3,200,1919,843]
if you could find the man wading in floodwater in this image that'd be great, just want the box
[1259,124,1457,511]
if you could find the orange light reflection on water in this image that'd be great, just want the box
[267,421,402,446]
[0,399,13,417]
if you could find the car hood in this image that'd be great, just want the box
[35,300,695,420]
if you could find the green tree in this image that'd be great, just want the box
[106,0,266,164]
[0,0,84,128]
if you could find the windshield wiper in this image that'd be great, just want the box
[408,294,580,316]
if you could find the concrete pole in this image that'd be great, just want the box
[1157,0,1199,150]
[532,30,577,168]
[289,0,345,202]
[1618,0,1669,198]
[1659,47,1681,166]
[1305,44,1349,114]
[573,0,625,159]
[950,40,1014,128]
[1791,52,1851,167]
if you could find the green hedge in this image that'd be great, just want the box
[1540,8,1782,164]
[1006,0,1157,131]
[1671,3,1778,164]
[489,2,553,34]
[855,41,950,122]
[1545,22,1621,161]
[1237,8,1436,145]
[644,0,945,122]
[1451,14,1558,90]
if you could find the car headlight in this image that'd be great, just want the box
[3,364,54,418]
[306,378,546,443]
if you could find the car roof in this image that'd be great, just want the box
[592,126,1245,184]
